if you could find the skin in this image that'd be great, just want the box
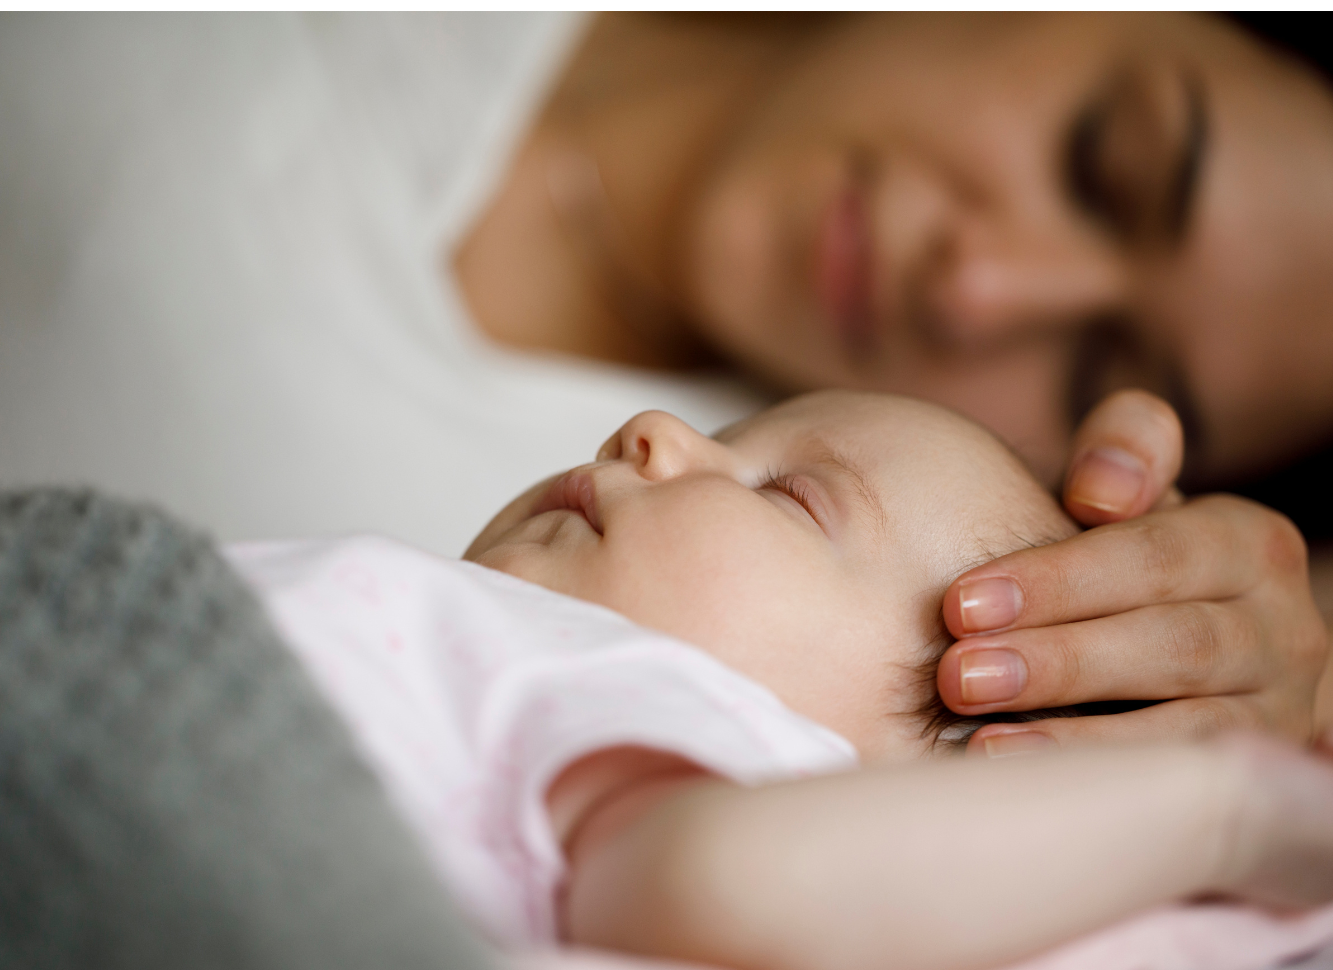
[546,736,1333,970]
[679,14,1333,488]
[455,13,1333,744]
[465,391,1076,762]
[463,394,1333,970]
[946,391,1329,754]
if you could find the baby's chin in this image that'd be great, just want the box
[462,474,559,562]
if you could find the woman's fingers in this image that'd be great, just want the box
[941,395,1328,748]
[1063,389,1184,527]
[938,600,1272,715]
[943,390,1330,753]
[962,696,1268,757]
[942,495,1304,638]
[939,492,1329,745]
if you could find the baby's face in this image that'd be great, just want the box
[466,391,1075,762]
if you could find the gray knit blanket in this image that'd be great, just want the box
[0,489,490,970]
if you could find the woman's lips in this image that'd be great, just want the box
[816,185,875,355]
[530,470,603,535]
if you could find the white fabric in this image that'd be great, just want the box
[226,535,858,946]
[0,14,765,557]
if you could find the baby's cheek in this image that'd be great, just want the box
[471,544,548,589]
[596,549,742,647]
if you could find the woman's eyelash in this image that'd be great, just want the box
[758,471,818,520]
[1068,104,1116,228]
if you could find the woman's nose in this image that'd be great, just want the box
[596,411,725,481]
[916,222,1128,349]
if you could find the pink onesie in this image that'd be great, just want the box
[226,535,856,945]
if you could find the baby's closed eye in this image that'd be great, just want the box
[758,472,826,531]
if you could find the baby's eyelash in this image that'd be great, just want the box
[758,471,818,520]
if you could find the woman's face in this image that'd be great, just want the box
[679,13,1333,487]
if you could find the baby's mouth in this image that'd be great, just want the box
[530,470,604,535]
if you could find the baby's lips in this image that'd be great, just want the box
[531,469,604,535]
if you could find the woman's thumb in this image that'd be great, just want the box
[1063,389,1185,527]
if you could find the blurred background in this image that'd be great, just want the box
[1,13,1330,560]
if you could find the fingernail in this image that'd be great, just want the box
[957,577,1021,633]
[959,648,1027,705]
[983,731,1056,759]
[1067,447,1146,516]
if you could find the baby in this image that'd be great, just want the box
[230,391,1333,970]
[466,389,1075,761]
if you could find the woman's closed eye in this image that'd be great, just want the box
[1066,62,1207,245]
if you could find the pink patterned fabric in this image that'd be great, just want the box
[994,901,1333,970]
[227,536,855,946]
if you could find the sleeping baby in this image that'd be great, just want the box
[228,391,1333,970]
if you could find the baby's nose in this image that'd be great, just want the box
[598,411,725,482]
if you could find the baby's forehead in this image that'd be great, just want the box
[721,392,1016,474]
[723,391,1072,555]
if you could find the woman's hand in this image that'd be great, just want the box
[936,390,1331,756]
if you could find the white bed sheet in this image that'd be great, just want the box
[0,13,765,556]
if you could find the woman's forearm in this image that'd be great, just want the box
[564,746,1245,970]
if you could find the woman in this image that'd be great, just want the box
[457,12,1333,748]
[0,13,1327,750]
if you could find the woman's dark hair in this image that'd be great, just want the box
[1229,14,1333,87]
[1230,444,1333,545]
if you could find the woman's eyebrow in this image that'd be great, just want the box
[812,449,888,539]
[1165,74,1209,240]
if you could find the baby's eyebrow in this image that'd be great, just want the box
[812,449,888,540]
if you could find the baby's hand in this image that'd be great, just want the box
[936,390,1329,755]
[1211,731,1333,909]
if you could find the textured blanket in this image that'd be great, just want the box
[0,489,489,970]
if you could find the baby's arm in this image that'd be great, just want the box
[550,739,1333,970]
